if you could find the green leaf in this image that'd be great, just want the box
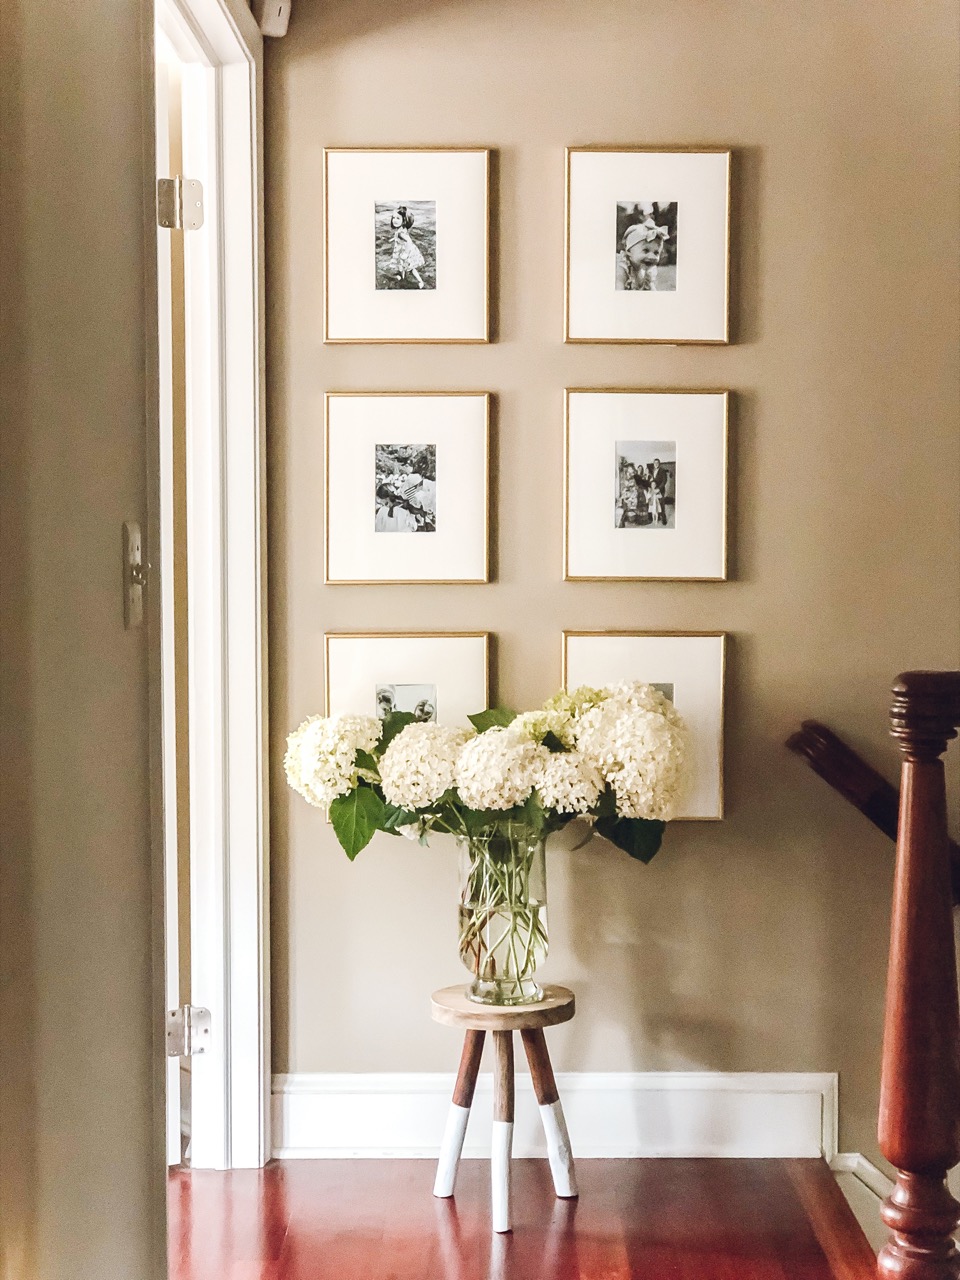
[330,786,387,860]
[467,707,518,732]
[516,789,545,833]
[377,711,416,751]
[595,815,666,864]
[381,803,417,833]
[354,749,379,774]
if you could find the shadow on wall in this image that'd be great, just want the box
[286,0,508,49]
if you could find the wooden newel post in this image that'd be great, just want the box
[878,671,960,1280]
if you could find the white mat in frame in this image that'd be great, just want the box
[565,147,730,344]
[324,147,490,344]
[325,632,490,730]
[564,388,728,581]
[325,392,490,585]
[562,631,725,819]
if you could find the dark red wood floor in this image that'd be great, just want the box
[168,1158,877,1280]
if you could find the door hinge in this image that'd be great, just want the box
[157,176,204,231]
[122,520,149,629]
[166,1006,212,1057]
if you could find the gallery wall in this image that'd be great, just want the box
[265,0,960,1163]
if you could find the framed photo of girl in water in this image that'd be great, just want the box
[323,148,490,343]
[564,389,728,581]
[565,148,731,343]
[325,392,490,584]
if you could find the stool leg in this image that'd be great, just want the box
[521,1028,578,1199]
[491,1030,514,1233]
[434,1029,485,1198]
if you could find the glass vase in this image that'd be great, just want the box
[457,822,548,1005]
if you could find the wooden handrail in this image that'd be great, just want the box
[877,671,960,1279]
[786,719,960,904]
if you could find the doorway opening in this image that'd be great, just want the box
[153,0,269,1174]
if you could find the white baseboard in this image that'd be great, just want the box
[830,1154,892,1254]
[831,1152,894,1200]
[272,1071,838,1161]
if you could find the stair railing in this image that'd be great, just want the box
[877,672,960,1279]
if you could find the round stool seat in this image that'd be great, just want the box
[431,984,575,1031]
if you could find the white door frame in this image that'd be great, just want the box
[154,0,269,1170]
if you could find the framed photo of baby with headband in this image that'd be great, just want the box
[323,148,491,343]
[565,147,731,344]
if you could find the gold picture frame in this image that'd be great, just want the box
[324,631,491,729]
[324,391,491,585]
[563,381,727,578]
[323,146,491,345]
[562,630,726,820]
[568,146,732,345]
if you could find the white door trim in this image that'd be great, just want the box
[155,0,268,1171]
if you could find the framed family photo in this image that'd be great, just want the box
[564,389,728,581]
[323,148,490,343]
[325,632,490,730]
[565,147,731,343]
[325,392,490,584]
[562,631,726,819]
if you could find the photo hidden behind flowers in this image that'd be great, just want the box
[376,683,438,723]
[374,200,437,291]
[615,202,678,292]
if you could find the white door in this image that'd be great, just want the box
[154,0,270,1172]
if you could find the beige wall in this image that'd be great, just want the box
[266,0,960,1164]
[0,1,165,1277]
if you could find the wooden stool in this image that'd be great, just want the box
[431,984,577,1233]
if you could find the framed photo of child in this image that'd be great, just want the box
[564,389,728,581]
[323,148,491,343]
[324,392,490,584]
[562,631,726,819]
[565,147,731,343]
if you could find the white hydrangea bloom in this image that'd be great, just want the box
[534,749,603,814]
[542,684,609,719]
[378,722,471,811]
[574,682,688,821]
[284,713,381,809]
[455,727,540,811]
[509,707,576,748]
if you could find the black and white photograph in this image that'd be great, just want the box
[564,390,728,581]
[563,631,726,819]
[325,393,489,585]
[374,443,437,533]
[374,201,436,291]
[565,147,730,343]
[325,633,489,731]
[324,148,489,343]
[615,202,677,291]
[376,683,437,722]
[615,441,676,529]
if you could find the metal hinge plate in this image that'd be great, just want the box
[166,1006,212,1057]
[157,176,204,231]
[122,520,147,629]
